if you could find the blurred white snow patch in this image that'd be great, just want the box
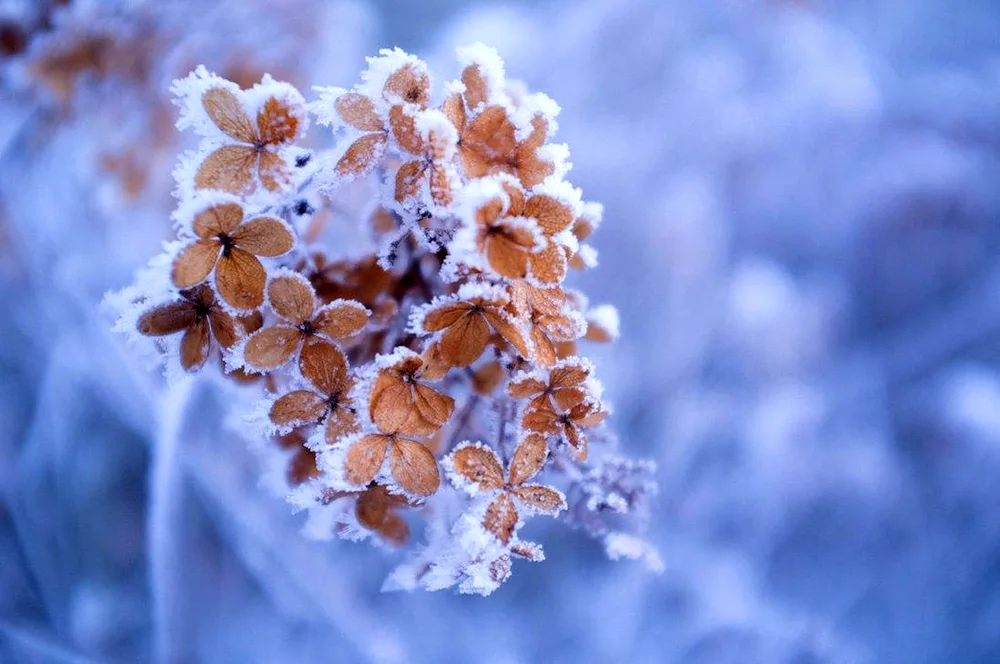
[604,532,664,573]
[940,365,1000,443]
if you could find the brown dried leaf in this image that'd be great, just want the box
[483,493,517,544]
[243,325,301,370]
[268,275,316,324]
[451,445,504,490]
[270,390,326,428]
[509,432,548,486]
[180,317,211,371]
[336,133,387,177]
[335,92,383,131]
[193,203,243,239]
[195,145,257,195]
[202,87,256,143]
[344,434,389,486]
[389,438,440,496]
[137,302,196,336]
[171,240,219,289]
[298,338,348,394]
[215,247,267,310]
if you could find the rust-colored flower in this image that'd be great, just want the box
[521,400,608,462]
[507,283,583,367]
[508,357,593,413]
[171,203,295,311]
[447,435,565,544]
[195,86,303,195]
[137,283,243,371]
[269,340,360,444]
[369,349,455,437]
[443,97,554,188]
[393,109,458,210]
[340,431,440,497]
[355,483,412,547]
[243,273,370,372]
[413,286,531,368]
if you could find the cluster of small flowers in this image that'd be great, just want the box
[113,44,657,595]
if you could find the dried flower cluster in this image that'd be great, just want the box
[113,45,657,595]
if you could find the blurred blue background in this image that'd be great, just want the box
[2,0,1000,662]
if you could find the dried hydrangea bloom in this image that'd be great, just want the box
[333,92,388,177]
[393,111,458,210]
[446,102,554,188]
[195,86,303,195]
[171,203,294,310]
[355,483,412,546]
[412,286,531,368]
[269,340,360,444]
[341,430,440,497]
[136,283,242,371]
[242,273,369,372]
[506,283,583,368]
[369,349,455,437]
[447,436,565,544]
[521,400,608,462]
[508,357,594,413]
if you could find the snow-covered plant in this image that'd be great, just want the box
[110,44,657,595]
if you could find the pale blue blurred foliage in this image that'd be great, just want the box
[2,0,1000,662]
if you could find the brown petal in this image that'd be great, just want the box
[335,92,383,131]
[195,145,257,195]
[464,106,516,161]
[471,360,504,395]
[483,493,518,544]
[412,383,454,430]
[171,240,219,288]
[394,160,427,204]
[530,327,557,368]
[389,438,440,496]
[440,93,465,132]
[344,434,389,486]
[313,300,370,339]
[377,513,409,547]
[439,311,490,367]
[137,301,197,336]
[202,87,257,143]
[552,386,587,412]
[370,376,412,435]
[336,133,387,177]
[429,160,454,208]
[388,105,424,155]
[521,408,560,435]
[530,240,567,285]
[508,376,546,399]
[232,216,294,257]
[193,203,244,239]
[419,301,470,332]
[243,325,301,370]
[485,228,532,279]
[287,446,320,485]
[512,484,565,515]
[509,433,548,486]
[238,310,265,334]
[475,197,504,227]
[459,144,491,179]
[483,310,530,359]
[180,317,211,371]
[525,195,574,235]
[324,406,359,444]
[515,150,554,189]
[551,363,588,388]
[215,248,267,310]
[257,149,291,193]
[461,64,488,109]
[208,308,240,349]
[270,390,326,428]
[383,63,430,108]
[298,338,348,395]
[450,444,504,490]
[419,342,450,380]
[257,96,300,145]
[396,409,442,438]
[267,274,316,324]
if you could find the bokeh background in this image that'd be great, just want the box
[2,0,1000,662]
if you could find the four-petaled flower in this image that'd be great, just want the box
[507,282,584,368]
[242,273,369,372]
[508,356,594,413]
[269,339,360,444]
[137,283,244,371]
[521,400,608,462]
[339,426,441,497]
[368,349,455,437]
[171,202,295,311]
[196,85,304,195]
[446,434,566,544]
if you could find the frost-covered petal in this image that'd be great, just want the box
[257,96,301,145]
[439,311,490,367]
[270,390,326,428]
[336,133,387,177]
[193,203,244,239]
[335,92,383,131]
[232,216,294,257]
[525,194,574,236]
[344,434,390,487]
[194,145,257,195]
[450,443,504,490]
[243,325,300,370]
[483,310,530,359]
[202,87,256,143]
[137,301,197,336]
[298,338,348,395]
[267,273,316,324]
[313,300,370,339]
[208,307,240,349]
[180,317,211,371]
[412,383,454,430]
[483,493,518,544]
[512,484,565,515]
[388,438,440,496]
[171,240,219,288]
[509,432,548,486]
[383,62,430,108]
[215,247,266,310]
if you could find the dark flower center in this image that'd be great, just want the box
[218,233,235,257]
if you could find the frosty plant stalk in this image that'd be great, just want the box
[111,45,659,595]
